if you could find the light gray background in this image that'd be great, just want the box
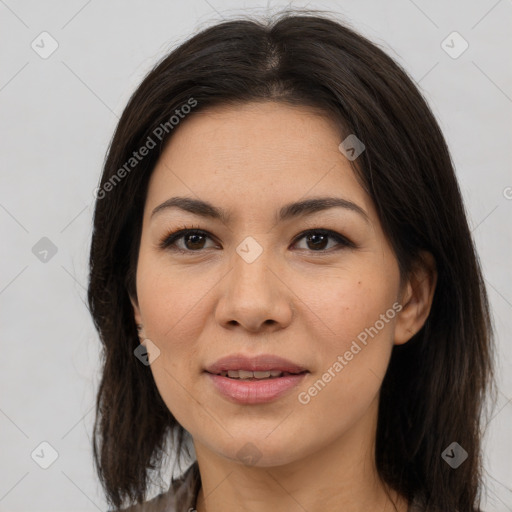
[1,0,511,511]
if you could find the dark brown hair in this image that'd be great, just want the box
[87,9,496,511]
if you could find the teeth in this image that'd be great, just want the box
[220,370,286,379]
[253,371,271,378]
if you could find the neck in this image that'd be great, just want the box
[193,398,409,512]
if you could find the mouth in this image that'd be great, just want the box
[204,354,309,404]
[210,369,307,380]
[204,353,309,378]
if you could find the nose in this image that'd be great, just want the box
[214,248,294,334]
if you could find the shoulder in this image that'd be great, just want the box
[109,461,200,512]
[113,491,174,512]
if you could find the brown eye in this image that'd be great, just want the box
[182,232,207,250]
[160,227,354,254]
[293,229,355,252]
[304,232,329,250]
[160,229,217,252]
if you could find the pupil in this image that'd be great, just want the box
[186,234,204,250]
[307,233,327,250]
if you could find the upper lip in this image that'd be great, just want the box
[205,354,308,374]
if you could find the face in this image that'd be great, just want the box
[132,101,417,468]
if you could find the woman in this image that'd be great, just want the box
[88,9,496,512]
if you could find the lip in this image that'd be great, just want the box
[204,353,309,405]
[206,372,308,404]
[204,353,308,374]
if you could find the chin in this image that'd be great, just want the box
[213,434,309,468]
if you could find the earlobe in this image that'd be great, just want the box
[394,251,437,345]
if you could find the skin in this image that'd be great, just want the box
[131,101,437,512]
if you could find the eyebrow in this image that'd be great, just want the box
[151,196,369,224]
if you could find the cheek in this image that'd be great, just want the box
[134,256,205,404]
[296,275,398,407]
[306,270,398,349]
[136,249,213,345]
[135,256,208,427]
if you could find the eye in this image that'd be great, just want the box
[291,229,355,252]
[159,226,355,254]
[159,226,218,252]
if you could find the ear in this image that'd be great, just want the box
[394,251,437,345]
[129,293,144,334]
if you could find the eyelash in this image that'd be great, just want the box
[158,224,356,254]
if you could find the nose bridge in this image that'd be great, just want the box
[215,236,293,331]
[230,236,276,302]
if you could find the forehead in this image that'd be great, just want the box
[159,101,342,165]
[145,101,374,222]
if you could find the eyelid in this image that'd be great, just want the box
[159,226,356,252]
[291,228,355,249]
[158,225,214,251]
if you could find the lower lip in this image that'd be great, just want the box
[206,372,308,404]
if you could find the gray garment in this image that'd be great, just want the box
[114,462,201,512]
[114,461,426,512]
